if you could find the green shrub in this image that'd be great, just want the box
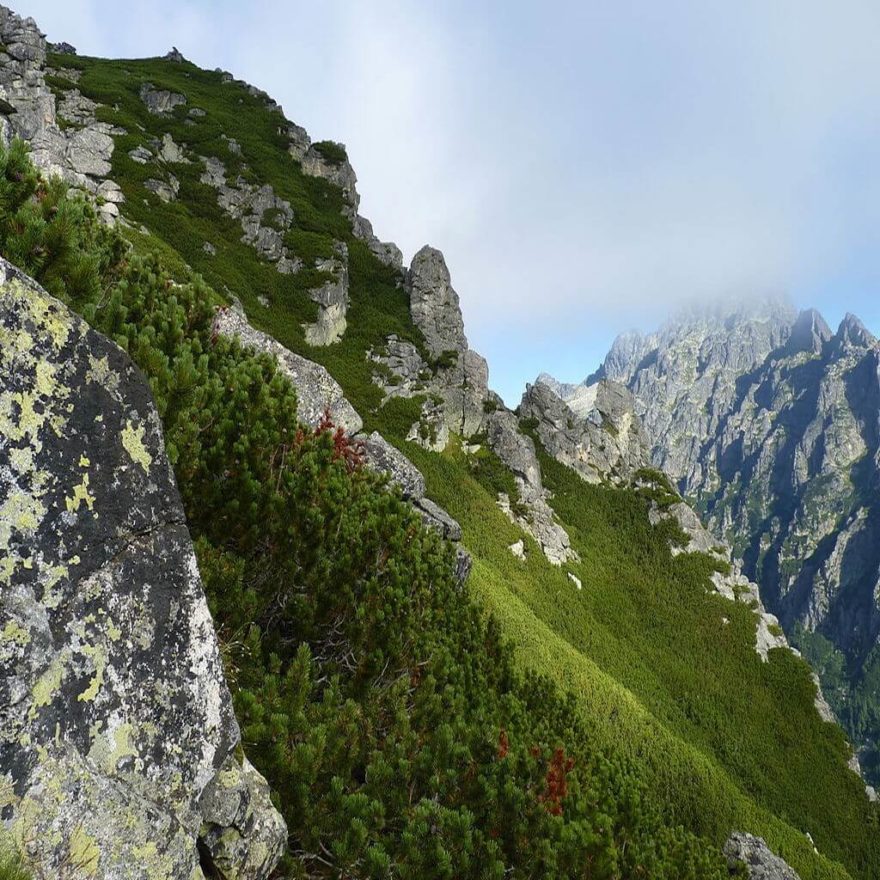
[311,139,348,165]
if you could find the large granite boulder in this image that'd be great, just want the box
[0,259,285,878]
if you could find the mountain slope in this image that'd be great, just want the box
[579,300,880,786]
[1,5,879,877]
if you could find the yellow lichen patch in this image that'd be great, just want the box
[77,644,107,703]
[8,445,34,475]
[65,473,96,513]
[90,722,138,776]
[68,826,100,876]
[87,354,120,396]
[23,286,72,352]
[0,490,47,553]
[121,420,153,472]
[33,360,57,398]
[1,620,31,647]
[29,656,66,718]
[79,455,91,468]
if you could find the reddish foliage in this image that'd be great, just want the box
[315,408,365,472]
[537,747,575,816]
[497,729,509,760]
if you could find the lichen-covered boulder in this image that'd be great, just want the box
[0,259,283,879]
[197,755,287,880]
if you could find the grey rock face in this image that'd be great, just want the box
[199,155,299,273]
[369,247,490,440]
[301,144,359,212]
[724,833,801,879]
[520,378,650,484]
[304,242,349,346]
[139,82,186,115]
[0,259,283,879]
[352,214,402,269]
[407,246,468,359]
[361,431,426,500]
[0,6,120,208]
[145,175,179,203]
[197,756,287,880]
[486,410,576,566]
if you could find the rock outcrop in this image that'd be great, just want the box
[371,246,489,443]
[0,259,285,879]
[485,410,576,566]
[304,242,349,346]
[520,377,650,484]
[0,6,122,221]
[214,305,362,433]
[724,833,802,880]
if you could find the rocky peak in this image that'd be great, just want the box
[835,312,876,351]
[784,307,833,356]
[406,245,468,359]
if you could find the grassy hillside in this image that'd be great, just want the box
[38,51,880,878]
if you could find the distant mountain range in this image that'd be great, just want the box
[547,298,880,781]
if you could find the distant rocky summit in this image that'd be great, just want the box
[0,258,285,878]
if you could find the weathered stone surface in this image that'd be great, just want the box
[0,6,119,202]
[352,214,402,269]
[301,144,359,212]
[164,47,185,63]
[140,82,186,115]
[159,132,188,164]
[200,155,298,272]
[521,378,650,485]
[486,410,576,565]
[0,258,283,879]
[197,755,287,880]
[415,497,462,542]
[129,144,152,164]
[407,246,467,359]
[213,305,362,434]
[285,122,311,160]
[724,833,801,879]
[360,431,425,500]
[304,242,349,346]
[145,175,179,203]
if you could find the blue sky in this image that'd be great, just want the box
[21,1,880,403]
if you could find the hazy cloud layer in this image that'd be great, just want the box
[21,0,880,402]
